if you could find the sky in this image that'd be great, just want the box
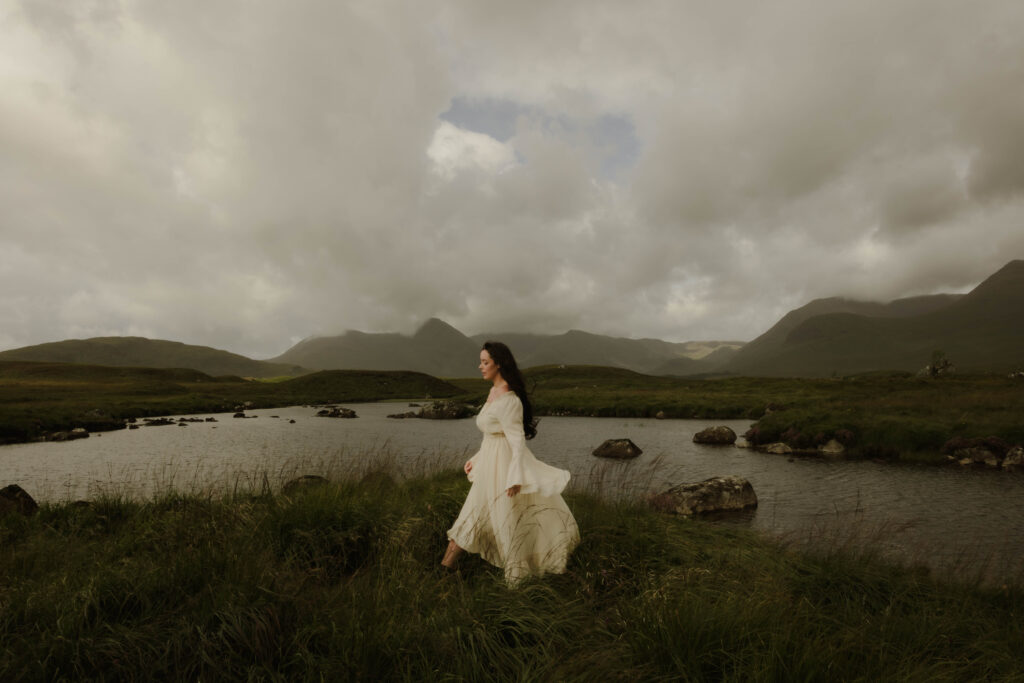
[2,0,1023,359]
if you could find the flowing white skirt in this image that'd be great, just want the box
[447,433,580,584]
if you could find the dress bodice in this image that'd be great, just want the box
[476,392,516,435]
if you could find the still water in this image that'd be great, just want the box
[2,402,1023,580]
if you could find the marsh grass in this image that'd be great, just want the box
[6,360,1024,464]
[0,361,463,444]
[1,448,1023,681]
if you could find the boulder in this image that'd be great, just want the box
[282,475,329,495]
[418,401,474,420]
[233,412,247,419]
[0,485,39,516]
[650,476,758,516]
[818,439,845,456]
[49,428,90,442]
[763,442,793,455]
[655,411,667,420]
[954,446,1001,467]
[144,418,176,426]
[592,438,643,459]
[693,426,737,445]
[316,407,357,418]
[1003,446,1024,471]
[387,411,419,419]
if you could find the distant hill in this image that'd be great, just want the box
[269,319,480,377]
[470,330,743,375]
[723,260,1024,376]
[0,337,308,378]
[270,318,740,377]
[652,344,740,376]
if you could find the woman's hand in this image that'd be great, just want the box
[464,460,473,474]
[506,484,521,497]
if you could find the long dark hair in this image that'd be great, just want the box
[482,340,537,440]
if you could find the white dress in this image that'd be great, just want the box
[447,392,580,584]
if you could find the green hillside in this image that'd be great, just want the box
[725,261,1024,376]
[0,337,308,379]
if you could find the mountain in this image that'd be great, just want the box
[0,337,308,378]
[269,318,480,377]
[722,260,1024,376]
[652,344,741,376]
[270,320,742,377]
[725,293,962,373]
[469,331,742,375]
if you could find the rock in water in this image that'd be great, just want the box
[48,429,90,442]
[418,401,474,420]
[693,426,738,445]
[592,438,643,459]
[316,407,358,418]
[763,442,793,455]
[818,439,846,456]
[1002,446,1024,471]
[650,476,758,516]
[0,484,39,516]
[954,446,1001,467]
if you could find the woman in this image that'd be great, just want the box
[442,341,579,584]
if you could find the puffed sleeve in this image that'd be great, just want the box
[497,394,527,491]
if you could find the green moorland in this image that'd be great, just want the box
[1,461,1021,680]
[4,360,1023,463]
[448,365,1024,464]
[510,365,1024,463]
[0,361,461,445]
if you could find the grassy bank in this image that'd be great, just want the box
[0,361,461,444]
[5,360,1023,463]
[512,366,1024,464]
[1,460,1021,681]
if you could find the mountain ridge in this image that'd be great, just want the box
[0,337,308,378]
[3,261,1020,378]
[722,260,1024,376]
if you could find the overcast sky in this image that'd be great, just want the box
[3,1,1023,359]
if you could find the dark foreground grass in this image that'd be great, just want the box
[2,467,1022,681]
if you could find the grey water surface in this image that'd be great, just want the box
[2,402,1022,580]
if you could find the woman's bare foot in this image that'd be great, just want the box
[441,539,463,569]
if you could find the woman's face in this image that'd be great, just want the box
[479,350,501,382]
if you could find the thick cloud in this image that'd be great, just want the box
[2,0,1023,358]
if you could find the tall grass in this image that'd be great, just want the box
[2,450,1022,680]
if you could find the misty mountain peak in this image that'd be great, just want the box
[413,318,470,343]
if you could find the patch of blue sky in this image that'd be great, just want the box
[440,96,641,180]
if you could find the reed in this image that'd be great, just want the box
[1,450,1022,680]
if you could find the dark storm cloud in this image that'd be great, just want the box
[2,0,1023,357]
